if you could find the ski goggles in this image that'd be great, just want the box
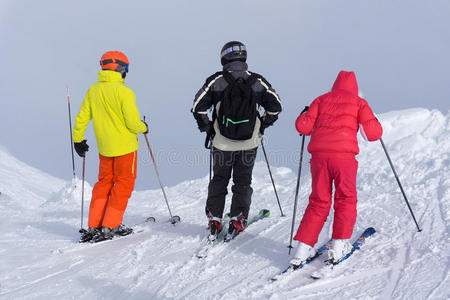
[221,45,246,58]
[100,59,129,73]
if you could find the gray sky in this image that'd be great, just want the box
[1,0,449,190]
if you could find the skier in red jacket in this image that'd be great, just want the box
[290,70,383,267]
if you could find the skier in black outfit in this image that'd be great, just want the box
[191,41,282,239]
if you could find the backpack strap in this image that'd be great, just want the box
[246,73,259,87]
[246,73,262,116]
[222,71,235,85]
[247,71,270,86]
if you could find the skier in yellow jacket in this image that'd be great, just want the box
[73,51,148,242]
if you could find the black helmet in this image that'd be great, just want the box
[220,41,247,66]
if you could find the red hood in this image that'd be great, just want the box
[331,71,358,96]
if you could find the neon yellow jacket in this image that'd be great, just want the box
[73,70,147,157]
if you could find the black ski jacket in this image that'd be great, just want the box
[191,61,282,151]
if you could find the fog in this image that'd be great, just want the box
[1,0,449,190]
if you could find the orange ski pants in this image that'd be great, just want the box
[294,156,358,247]
[88,151,137,229]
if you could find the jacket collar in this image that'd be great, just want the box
[97,70,124,83]
[222,61,248,72]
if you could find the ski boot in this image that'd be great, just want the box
[224,213,247,242]
[328,239,353,264]
[207,214,223,244]
[112,224,133,236]
[79,228,92,243]
[79,227,101,243]
[290,242,317,268]
[91,226,114,243]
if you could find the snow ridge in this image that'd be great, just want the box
[0,108,449,299]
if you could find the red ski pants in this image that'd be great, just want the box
[88,151,137,229]
[294,156,358,247]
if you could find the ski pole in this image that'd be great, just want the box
[81,156,85,229]
[380,138,422,232]
[143,132,180,224]
[288,134,306,255]
[260,137,285,217]
[204,133,213,183]
[67,87,76,182]
[209,142,213,183]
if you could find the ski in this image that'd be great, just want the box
[310,227,376,280]
[224,209,270,242]
[196,214,230,258]
[55,217,157,254]
[270,238,333,282]
[196,209,270,259]
[76,217,156,244]
[95,217,156,243]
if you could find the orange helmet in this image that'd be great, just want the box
[100,51,129,73]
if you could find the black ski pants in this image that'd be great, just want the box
[206,147,257,220]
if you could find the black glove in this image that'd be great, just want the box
[200,121,214,135]
[259,114,278,136]
[194,113,212,133]
[203,121,216,148]
[300,106,309,115]
[74,140,89,157]
[142,120,149,134]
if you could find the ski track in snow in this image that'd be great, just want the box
[1,108,450,299]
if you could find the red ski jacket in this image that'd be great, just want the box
[295,71,382,158]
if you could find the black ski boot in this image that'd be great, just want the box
[79,227,101,243]
[113,224,133,236]
[91,224,133,243]
[91,227,114,243]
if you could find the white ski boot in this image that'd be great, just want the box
[328,239,353,264]
[290,242,317,267]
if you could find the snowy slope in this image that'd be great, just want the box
[0,108,449,300]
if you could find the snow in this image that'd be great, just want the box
[1,108,449,299]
